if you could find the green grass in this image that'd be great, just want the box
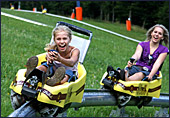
[1,8,146,41]
[1,8,169,117]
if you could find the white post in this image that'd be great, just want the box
[18,1,21,10]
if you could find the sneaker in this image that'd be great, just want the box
[46,67,65,86]
[117,69,125,81]
[25,56,38,78]
[118,95,131,106]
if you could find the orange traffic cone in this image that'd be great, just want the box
[71,9,75,19]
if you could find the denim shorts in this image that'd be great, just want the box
[128,65,150,76]
[41,62,74,78]
[127,65,157,80]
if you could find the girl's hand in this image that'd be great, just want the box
[46,51,54,64]
[51,51,61,62]
[146,75,153,81]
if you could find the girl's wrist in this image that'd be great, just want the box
[58,56,61,62]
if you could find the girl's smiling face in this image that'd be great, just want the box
[54,31,71,52]
[151,27,164,44]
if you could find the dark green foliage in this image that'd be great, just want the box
[1,1,169,30]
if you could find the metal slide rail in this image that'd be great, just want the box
[8,89,169,117]
[70,89,169,117]
[70,89,169,108]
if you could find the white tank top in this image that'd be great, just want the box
[53,47,78,72]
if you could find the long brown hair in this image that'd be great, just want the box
[145,24,169,46]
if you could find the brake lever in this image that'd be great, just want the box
[130,57,135,63]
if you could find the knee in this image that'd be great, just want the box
[126,77,132,81]
[37,65,47,72]
[126,72,144,81]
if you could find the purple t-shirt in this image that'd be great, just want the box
[136,41,169,74]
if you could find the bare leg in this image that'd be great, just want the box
[36,65,48,72]
[125,72,145,81]
[36,65,56,73]
[60,75,69,84]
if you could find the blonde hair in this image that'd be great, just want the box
[44,25,72,51]
[145,24,169,46]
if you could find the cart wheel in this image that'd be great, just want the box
[53,103,71,117]
[10,89,26,110]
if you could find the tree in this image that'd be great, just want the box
[82,1,100,19]
[157,1,169,30]
[114,1,132,23]
[1,1,169,30]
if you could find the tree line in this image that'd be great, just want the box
[1,1,169,30]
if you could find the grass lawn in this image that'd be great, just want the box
[1,8,169,117]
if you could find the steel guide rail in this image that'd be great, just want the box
[70,89,169,108]
[8,89,169,117]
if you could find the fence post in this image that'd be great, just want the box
[126,18,131,31]
[76,7,83,21]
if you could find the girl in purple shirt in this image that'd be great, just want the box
[125,24,169,81]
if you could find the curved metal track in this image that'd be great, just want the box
[8,89,169,117]
[70,89,169,108]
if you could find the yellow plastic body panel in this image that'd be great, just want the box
[10,53,86,108]
[36,53,47,66]
[10,69,27,94]
[37,63,86,107]
[100,72,162,98]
